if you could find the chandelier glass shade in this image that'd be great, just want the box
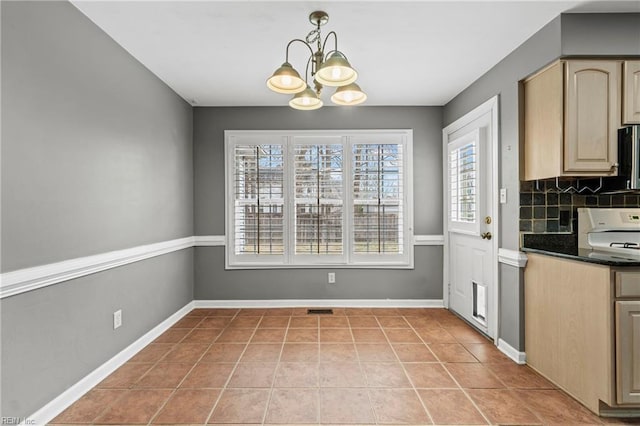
[266,62,306,94]
[289,86,323,110]
[314,52,358,87]
[266,11,366,110]
[331,82,367,106]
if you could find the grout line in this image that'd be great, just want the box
[201,308,258,425]
[405,313,495,426]
[347,313,378,425]
[74,307,573,426]
[315,313,321,426]
[128,318,206,426]
[85,386,129,425]
[376,314,436,426]
[260,313,289,425]
[143,309,234,425]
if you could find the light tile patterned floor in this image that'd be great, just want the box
[51,307,640,425]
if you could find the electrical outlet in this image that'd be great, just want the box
[113,309,122,330]
[500,188,507,204]
[328,272,336,284]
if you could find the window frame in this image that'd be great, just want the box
[225,129,414,269]
[447,128,483,237]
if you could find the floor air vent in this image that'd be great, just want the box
[307,308,333,315]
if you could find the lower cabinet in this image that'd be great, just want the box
[525,253,640,415]
[616,301,640,405]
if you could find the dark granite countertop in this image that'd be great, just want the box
[521,233,640,267]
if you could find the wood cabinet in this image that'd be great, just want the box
[623,60,640,124]
[525,254,640,415]
[616,301,640,404]
[525,253,613,414]
[523,60,621,180]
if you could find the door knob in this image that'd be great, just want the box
[481,232,492,240]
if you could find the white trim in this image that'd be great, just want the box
[193,235,225,246]
[1,234,445,299]
[0,237,194,299]
[25,302,194,426]
[442,95,500,345]
[198,234,442,248]
[413,235,445,246]
[497,338,527,365]
[25,298,442,424]
[498,248,528,268]
[194,299,444,308]
[224,129,414,269]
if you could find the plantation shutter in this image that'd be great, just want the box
[226,130,413,268]
[293,138,344,262]
[352,142,404,255]
[448,129,480,235]
[233,143,284,256]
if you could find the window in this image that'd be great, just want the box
[226,130,413,268]
[447,128,481,235]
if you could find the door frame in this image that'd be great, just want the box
[442,95,500,344]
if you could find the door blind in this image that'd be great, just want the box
[294,144,343,254]
[449,141,476,223]
[233,144,284,255]
[352,143,403,254]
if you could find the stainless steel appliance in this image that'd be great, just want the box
[619,126,640,190]
[578,207,640,263]
[578,208,640,408]
[603,127,640,193]
[615,126,640,191]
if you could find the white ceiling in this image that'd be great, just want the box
[71,1,640,107]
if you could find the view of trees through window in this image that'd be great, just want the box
[233,144,284,255]
[353,144,403,254]
[227,131,411,267]
[294,144,343,255]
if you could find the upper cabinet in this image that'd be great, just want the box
[565,60,621,174]
[523,60,621,181]
[623,60,640,125]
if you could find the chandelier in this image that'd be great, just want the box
[266,11,367,110]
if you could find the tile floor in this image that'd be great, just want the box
[51,307,640,425]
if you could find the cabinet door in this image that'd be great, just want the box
[623,61,640,125]
[525,254,613,413]
[565,60,621,174]
[523,61,564,180]
[616,301,640,405]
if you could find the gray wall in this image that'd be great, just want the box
[444,17,562,351]
[444,13,640,351]
[1,1,193,417]
[193,106,445,300]
[1,250,193,418]
[561,13,640,55]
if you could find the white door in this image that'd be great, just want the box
[443,97,498,339]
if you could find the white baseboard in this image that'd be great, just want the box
[26,301,194,426]
[497,338,527,364]
[25,298,442,425]
[193,299,445,308]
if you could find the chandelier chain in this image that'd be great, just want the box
[306,28,320,45]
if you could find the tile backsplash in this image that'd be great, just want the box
[519,179,640,234]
